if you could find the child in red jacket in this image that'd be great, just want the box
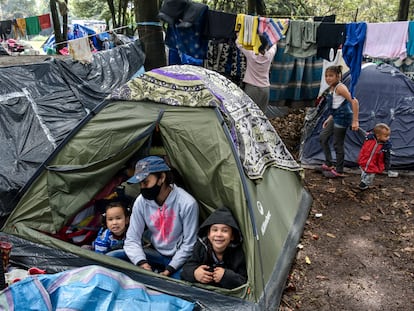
[358,123,392,190]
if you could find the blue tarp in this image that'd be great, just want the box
[0,265,194,310]
[43,23,110,52]
[300,62,414,170]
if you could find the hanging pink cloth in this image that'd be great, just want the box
[363,21,409,60]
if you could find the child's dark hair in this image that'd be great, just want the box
[101,201,130,228]
[153,171,175,185]
[258,34,269,55]
[326,65,343,77]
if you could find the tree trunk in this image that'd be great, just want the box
[248,0,266,15]
[397,0,410,21]
[121,0,128,33]
[50,0,64,52]
[117,0,122,29]
[256,0,266,15]
[107,0,118,29]
[135,0,166,70]
[62,0,68,43]
[247,0,255,14]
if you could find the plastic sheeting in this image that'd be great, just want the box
[300,62,414,170]
[0,40,145,217]
[0,265,194,311]
[5,234,257,310]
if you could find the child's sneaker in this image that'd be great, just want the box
[359,182,369,190]
[387,171,398,178]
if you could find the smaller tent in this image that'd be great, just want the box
[300,62,414,170]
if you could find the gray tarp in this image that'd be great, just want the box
[0,40,145,217]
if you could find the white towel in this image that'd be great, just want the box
[68,37,93,63]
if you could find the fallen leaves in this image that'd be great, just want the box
[360,215,371,221]
[315,275,329,280]
[326,187,336,194]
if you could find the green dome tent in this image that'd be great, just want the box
[2,65,312,310]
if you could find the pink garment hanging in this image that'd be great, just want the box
[363,21,409,60]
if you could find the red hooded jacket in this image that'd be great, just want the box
[358,133,392,174]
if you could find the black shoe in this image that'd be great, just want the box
[359,182,368,190]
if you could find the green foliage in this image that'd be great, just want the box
[201,0,246,13]
[70,0,109,20]
[57,0,414,25]
[266,0,401,22]
[0,0,47,19]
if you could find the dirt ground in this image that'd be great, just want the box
[2,55,413,311]
[271,112,414,311]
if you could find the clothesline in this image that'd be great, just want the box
[53,23,137,47]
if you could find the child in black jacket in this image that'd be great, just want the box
[181,206,247,289]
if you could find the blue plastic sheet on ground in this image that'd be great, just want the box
[0,265,194,311]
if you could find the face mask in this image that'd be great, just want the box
[141,179,162,201]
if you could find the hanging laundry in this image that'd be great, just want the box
[15,18,26,37]
[318,49,349,95]
[164,6,209,65]
[12,20,23,39]
[175,1,208,28]
[25,16,41,36]
[270,39,323,101]
[316,23,346,61]
[38,14,52,30]
[0,20,12,40]
[363,21,409,60]
[285,20,320,58]
[257,17,287,46]
[235,14,260,54]
[203,10,236,40]
[342,22,367,96]
[406,21,414,57]
[68,37,93,64]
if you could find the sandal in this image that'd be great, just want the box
[321,164,334,171]
[330,169,345,177]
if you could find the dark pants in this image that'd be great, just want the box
[319,119,347,173]
[244,83,269,113]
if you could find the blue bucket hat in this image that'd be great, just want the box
[127,156,171,184]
